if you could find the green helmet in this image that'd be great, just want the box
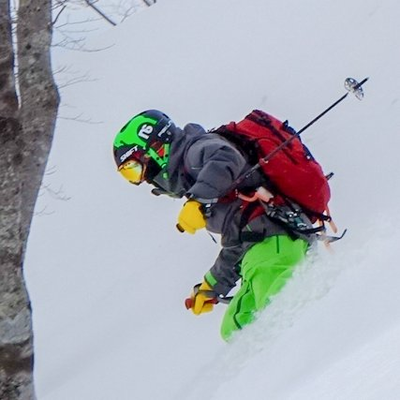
[113,110,175,179]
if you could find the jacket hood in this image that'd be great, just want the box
[150,123,207,197]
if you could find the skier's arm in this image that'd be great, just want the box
[186,245,244,314]
[204,244,247,297]
[182,134,249,293]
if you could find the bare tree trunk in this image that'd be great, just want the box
[0,0,59,398]
[17,0,60,246]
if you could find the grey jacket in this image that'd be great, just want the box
[152,123,313,296]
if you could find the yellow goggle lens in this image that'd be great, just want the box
[118,160,144,184]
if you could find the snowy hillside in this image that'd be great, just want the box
[25,0,400,399]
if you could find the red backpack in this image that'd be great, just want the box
[212,109,331,220]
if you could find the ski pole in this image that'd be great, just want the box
[236,77,369,185]
[295,77,369,137]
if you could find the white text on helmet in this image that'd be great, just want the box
[120,145,139,162]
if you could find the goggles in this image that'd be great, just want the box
[118,159,145,185]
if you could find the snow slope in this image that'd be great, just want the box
[25,0,400,399]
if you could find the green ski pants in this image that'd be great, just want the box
[220,235,308,341]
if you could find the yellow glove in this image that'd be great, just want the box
[176,200,206,234]
[185,281,217,315]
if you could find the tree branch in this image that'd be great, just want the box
[84,0,117,26]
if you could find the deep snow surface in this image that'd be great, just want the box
[25,0,400,399]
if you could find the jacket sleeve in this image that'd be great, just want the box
[184,134,247,202]
[204,242,251,296]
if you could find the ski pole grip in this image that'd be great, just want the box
[184,297,218,310]
[185,298,193,310]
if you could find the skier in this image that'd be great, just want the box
[113,109,316,340]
